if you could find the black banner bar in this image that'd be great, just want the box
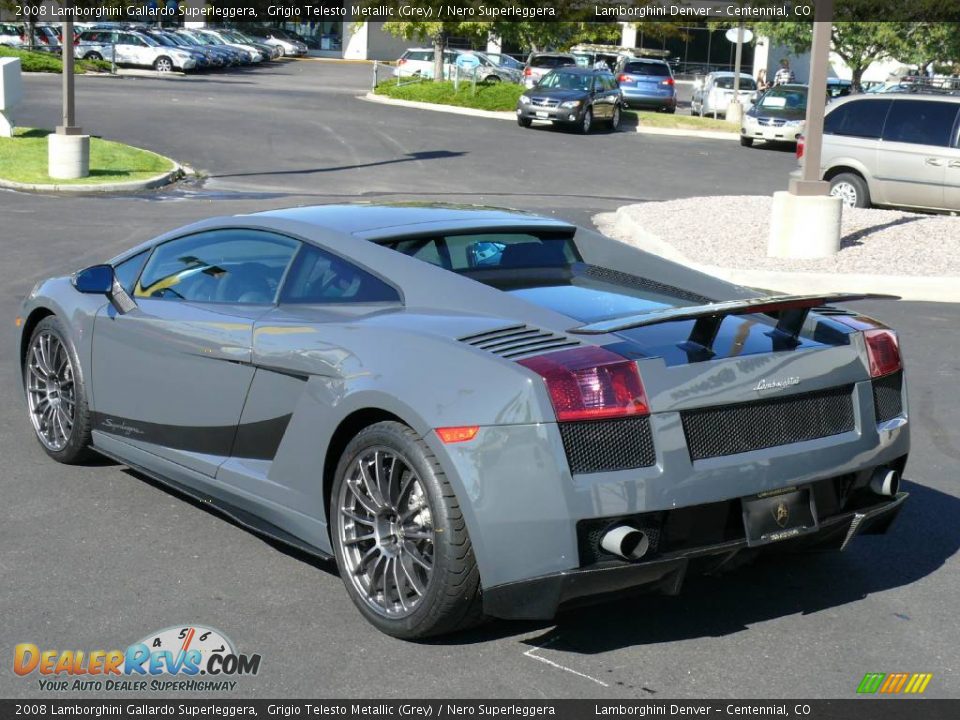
[2,1,960,23]
[1,700,959,720]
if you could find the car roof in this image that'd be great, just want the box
[549,66,610,75]
[828,92,960,110]
[248,204,574,237]
[622,57,668,65]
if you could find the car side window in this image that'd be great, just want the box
[113,249,149,294]
[279,244,400,304]
[135,229,299,304]
[824,99,891,139]
[881,100,959,147]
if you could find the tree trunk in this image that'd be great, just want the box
[28,18,36,50]
[433,33,444,82]
[851,65,864,93]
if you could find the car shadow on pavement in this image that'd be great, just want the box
[518,479,958,654]
[210,150,467,179]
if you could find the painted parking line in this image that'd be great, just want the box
[522,637,609,688]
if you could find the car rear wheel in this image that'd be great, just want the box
[86,51,102,61]
[23,316,94,464]
[517,117,532,128]
[486,75,501,84]
[579,108,593,134]
[829,172,870,209]
[663,106,676,114]
[153,56,173,73]
[331,421,483,639]
[609,105,622,131]
[740,136,754,147]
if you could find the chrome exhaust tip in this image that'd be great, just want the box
[601,525,649,561]
[870,468,900,497]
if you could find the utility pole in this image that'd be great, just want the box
[49,7,89,180]
[790,0,834,196]
[725,22,746,123]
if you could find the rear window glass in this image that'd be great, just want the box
[881,100,959,147]
[824,99,891,139]
[714,76,756,90]
[531,56,572,68]
[623,61,670,76]
[383,233,581,272]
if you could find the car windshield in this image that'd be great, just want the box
[758,87,808,109]
[531,56,572,69]
[538,71,592,92]
[623,61,669,76]
[149,34,175,47]
[715,76,757,90]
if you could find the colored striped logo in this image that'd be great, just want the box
[857,672,933,694]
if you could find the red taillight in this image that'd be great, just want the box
[524,67,532,76]
[662,77,675,86]
[796,135,805,160]
[864,329,901,378]
[617,74,628,83]
[518,346,649,422]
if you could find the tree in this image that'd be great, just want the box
[895,23,960,75]
[752,21,910,91]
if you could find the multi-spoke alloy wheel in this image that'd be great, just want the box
[338,447,435,618]
[26,331,76,452]
[830,181,858,208]
[331,421,483,639]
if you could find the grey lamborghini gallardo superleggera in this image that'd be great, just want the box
[18,205,909,638]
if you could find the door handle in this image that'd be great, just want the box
[949,160,960,169]
[925,157,944,167]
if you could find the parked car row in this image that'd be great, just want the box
[74,25,304,73]
[393,47,522,84]
[0,22,64,54]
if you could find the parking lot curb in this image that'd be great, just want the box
[595,207,960,303]
[0,162,183,194]
[362,93,741,140]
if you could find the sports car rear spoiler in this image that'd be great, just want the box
[569,293,899,348]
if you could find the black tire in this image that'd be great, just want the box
[609,104,622,131]
[486,75,501,84]
[663,106,677,114]
[579,107,593,134]
[153,56,173,73]
[330,421,483,640]
[740,136,754,147]
[86,51,103,61]
[829,172,871,209]
[276,45,286,57]
[22,315,95,465]
[517,117,532,128]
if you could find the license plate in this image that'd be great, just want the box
[535,111,549,118]
[742,487,818,546]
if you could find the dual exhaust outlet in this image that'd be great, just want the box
[602,467,900,562]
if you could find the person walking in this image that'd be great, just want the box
[774,58,795,85]
[756,68,770,92]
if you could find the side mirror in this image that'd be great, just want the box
[73,263,138,314]
[74,264,114,294]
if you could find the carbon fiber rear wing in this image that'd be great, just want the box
[569,293,899,350]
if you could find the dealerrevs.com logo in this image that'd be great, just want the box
[14,625,261,693]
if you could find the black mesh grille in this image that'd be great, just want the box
[582,265,714,305]
[873,371,904,423]
[681,385,856,461]
[559,417,655,474]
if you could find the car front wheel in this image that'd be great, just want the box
[829,172,870,209]
[740,136,754,147]
[579,107,593,134]
[154,56,173,73]
[331,421,483,639]
[23,315,94,464]
[86,51,103,61]
[517,116,532,128]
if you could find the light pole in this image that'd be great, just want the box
[767,0,841,259]
[725,22,745,124]
[48,12,90,179]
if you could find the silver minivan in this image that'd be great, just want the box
[815,94,960,211]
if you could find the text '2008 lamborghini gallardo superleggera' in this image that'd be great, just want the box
[18,204,909,638]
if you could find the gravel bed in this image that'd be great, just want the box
[610,196,960,277]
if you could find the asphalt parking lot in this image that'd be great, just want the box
[1,60,958,699]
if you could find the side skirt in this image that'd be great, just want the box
[92,445,334,563]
